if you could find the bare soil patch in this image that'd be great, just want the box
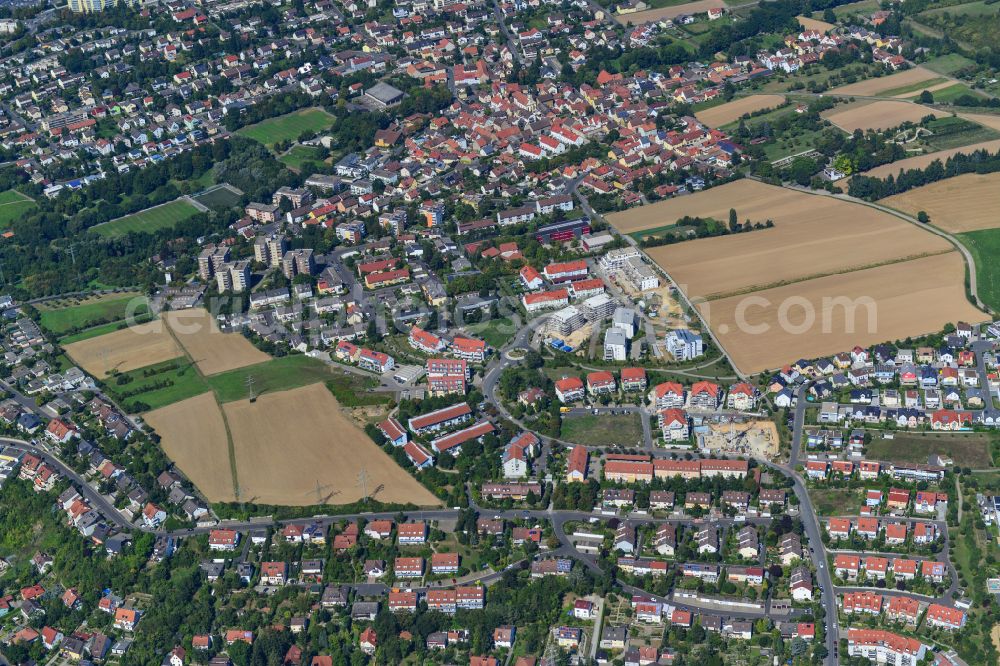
[880,172,1000,232]
[695,95,786,128]
[613,180,950,299]
[700,252,983,374]
[224,383,440,507]
[165,308,270,375]
[828,67,942,96]
[823,100,940,132]
[64,320,183,376]
[862,139,1000,177]
[145,392,235,502]
[614,0,724,24]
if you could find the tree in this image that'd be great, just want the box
[728,207,738,232]
[919,90,934,104]
[917,210,930,223]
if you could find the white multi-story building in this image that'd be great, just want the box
[604,327,628,361]
[665,329,703,361]
[613,307,636,338]
[846,629,927,666]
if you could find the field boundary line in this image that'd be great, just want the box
[184,194,209,213]
[702,248,954,301]
[162,314,241,502]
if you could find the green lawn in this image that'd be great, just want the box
[237,108,336,148]
[809,488,864,517]
[930,82,987,104]
[560,413,644,448]
[466,318,516,349]
[865,432,992,468]
[36,293,148,334]
[92,199,201,238]
[278,145,324,171]
[0,190,36,227]
[958,228,1000,312]
[104,357,210,412]
[922,53,976,75]
[207,354,342,403]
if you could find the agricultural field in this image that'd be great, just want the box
[921,53,976,76]
[237,108,336,148]
[92,199,201,238]
[614,0,724,25]
[144,392,236,502]
[862,138,1000,177]
[865,432,993,468]
[957,227,1000,312]
[827,66,942,96]
[701,252,982,374]
[190,184,242,212]
[822,100,940,132]
[224,383,440,506]
[694,95,786,128]
[165,308,270,375]
[797,15,834,32]
[880,172,1000,233]
[103,358,210,412]
[64,320,183,376]
[279,145,324,171]
[0,190,36,227]
[36,292,147,335]
[615,180,951,299]
[561,413,645,448]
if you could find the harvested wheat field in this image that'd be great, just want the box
[65,320,183,376]
[611,180,951,299]
[224,383,440,507]
[823,100,940,132]
[958,112,1000,132]
[165,308,270,375]
[615,0,724,24]
[701,252,983,374]
[829,67,941,96]
[145,392,235,502]
[880,173,1000,233]
[863,139,1000,177]
[696,95,786,128]
[798,15,834,32]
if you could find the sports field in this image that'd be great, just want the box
[64,320,184,376]
[822,100,940,132]
[93,199,201,238]
[880,173,1000,233]
[0,190,36,227]
[165,308,270,375]
[37,292,148,335]
[238,108,336,147]
[190,184,242,212]
[144,392,236,502]
[614,180,951,299]
[827,67,942,96]
[695,95,786,128]
[700,252,982,374]
[224,383,440,506]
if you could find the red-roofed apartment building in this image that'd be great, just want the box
[555,376,585,403]
[426,358,468,396]
[566,446,588,482]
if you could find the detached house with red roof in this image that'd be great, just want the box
[519,265,543,290]
[586,371,616,395]
[409,326,446,354]
[620,367,647,392]
[925,604,965,631]
[555,376,585,403]
[45,418,77,444]
[727,383,759,411]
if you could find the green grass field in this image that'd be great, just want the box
[238,108,336,148]
[809,488,864,517]
[58,314,156,344]
[191,185,242,212]
[278,145,324,171]
[104,357,210,412]
[466,318,515,349]
[922,115,1000,150]
[930,82,987,104]
[36,293,148,334]
[208,354,342,403]
[93,200,201,238]
[865,432,992,467]
[560,413,644,447]
[958,228,1000,312]
[876,77,950,98]
[0,190,36,227]
[922,54,976,75]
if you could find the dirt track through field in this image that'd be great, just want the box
[224,383,441,507]
[610,180,951,299]
[695,95,786,128]
[700,252,983,374]
[145,392,236,502]
[823,100,941,132]
[65,320,183,376]
[165,308,270,375]
[879,172,1000,232]
[828,67,942,96]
